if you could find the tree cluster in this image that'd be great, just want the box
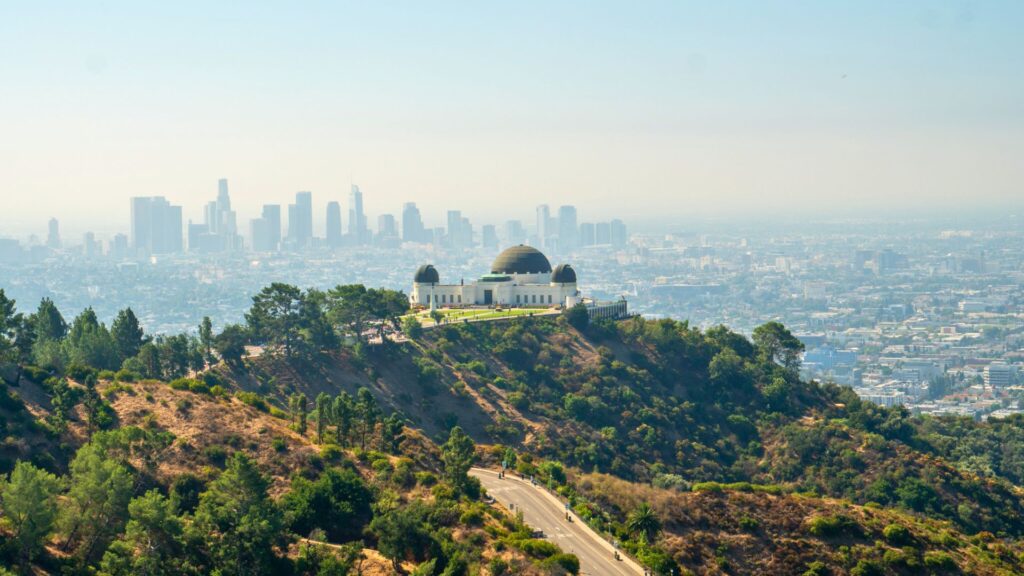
[245,283,409,360]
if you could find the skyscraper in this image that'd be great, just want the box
[557,205,578,251]
[326,201,343,247]
[109,234,129,260]
[482,224,498,249]
[535,205,550,248]
[46,217,60,249]
[250,204,281,252]
[460,216,473,248]
[348,185,368,244]
[402,202,426,243]
[83,232,100,257]
[446,210,463,249]
[610,219,628,248]
[377,214,398,239]
[130,196,183,255]
[504,220,526,246]
[287,191,313,248]
[193,178,241,252]
[595,222,612,245]
[579,222,596,247]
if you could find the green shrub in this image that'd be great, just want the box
[101,382,134,399]
[115,366,139,381]
[98,369,117,381]
[850,559,883,576]
[114,369,138,382]
[188,380,210,395]
[236,391,269,412]
[692,482,724,493]
[802,560,828,576]
[517,539,558,559]
[806,514,856,537]
[272,437,288,453]
[636,548,679,575]
[371,458,393,474]
[431,483,457,501]
[320,444,343,461]
[541,553,580,574]
[488,558,509,576]
[415,471,437,486]
[392,459,414,488]
[21,365,49,383]
[739,516,759,531]
[460,507,484,526]
[202,371,226,387]
[923,551,956,570]
[203,444,228,466]
[882,524,912,545]
[169,378,197,391]
[66,364,96,382]
[538,461,566,484]
[508,392,529,410]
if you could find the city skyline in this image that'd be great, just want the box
[2,178,629,257]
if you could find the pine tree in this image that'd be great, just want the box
[380,414,405,454]
[32,297,67,341]
[289,393,308,435]
[198,316,214,365]
[354,388,379,450]
[332,392,354,446]
[59,443,133,563]
[315,392,330,443]
[111,307,146,362]
[441,426,475,492]
[1,461,62,566]
[99,490,187,576]
[0,289,21,362]
[190,453,283,575]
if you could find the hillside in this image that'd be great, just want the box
[0,370,581,575]
[570,472,1024,575]
[211,314,1024,574]
[8,288,1024,575]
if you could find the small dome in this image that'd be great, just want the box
[491,245,552,275]
[551,264,577,284]
[414,264,439,284]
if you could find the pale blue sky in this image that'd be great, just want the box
[1,1,1022,235]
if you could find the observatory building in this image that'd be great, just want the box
[411,245,581,308]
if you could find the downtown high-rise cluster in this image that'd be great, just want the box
[11,179,628,260]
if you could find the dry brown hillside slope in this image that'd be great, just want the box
[209,345,527,443]
[206,323,617,449]
[571,471,1024,576]
[106,380,320,491]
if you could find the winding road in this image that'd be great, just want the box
[470,468,644,576]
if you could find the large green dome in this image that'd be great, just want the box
[490,245,552,275]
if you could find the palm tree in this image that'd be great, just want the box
[627,503,661,541]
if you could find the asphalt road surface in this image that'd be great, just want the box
[471,468,644,576]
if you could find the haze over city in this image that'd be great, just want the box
[3,1,1024,237]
